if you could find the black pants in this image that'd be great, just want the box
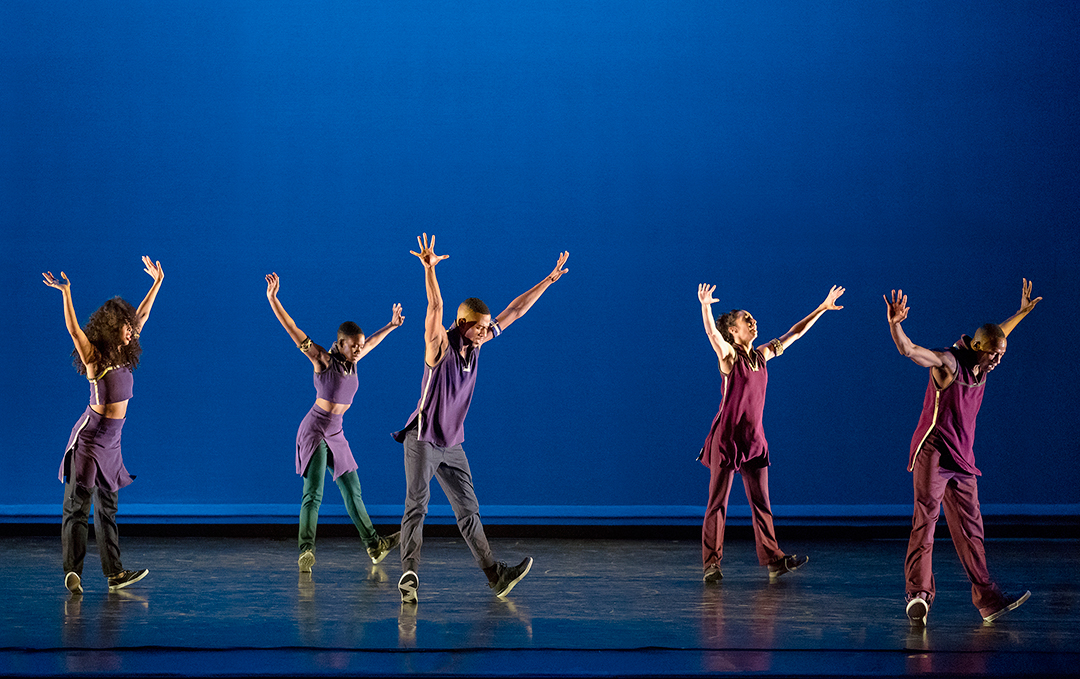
[61,477,123,577]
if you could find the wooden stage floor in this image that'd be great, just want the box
[1,535,1077,678]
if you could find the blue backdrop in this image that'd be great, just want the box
[3,1,1077,518]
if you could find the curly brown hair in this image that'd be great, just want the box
[715,309,743,345]
[73,297,142,375]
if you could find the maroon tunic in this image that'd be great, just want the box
[700,346,770,471]
[908,336,986,476]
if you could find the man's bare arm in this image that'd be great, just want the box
[494,251,569,331]
[410,233,449,366]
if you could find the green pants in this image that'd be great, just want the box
[299,440,377,553]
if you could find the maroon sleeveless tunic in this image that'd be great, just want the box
[908,336,986,476]
[699,346,770,471]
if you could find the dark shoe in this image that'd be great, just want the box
[906,594,930,626]
[298,550,315,573]
[399,570,419,603]
[489,557,533,598]
[768,554,808,580]
[65,572,83,595]
[982,590,1031,623]
[703,564,723,583]
[107,569,148,591]
[367,532,401,565]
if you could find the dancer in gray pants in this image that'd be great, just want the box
[392,233,569,603]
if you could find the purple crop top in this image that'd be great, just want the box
[88,366,134,406]
[314,353,359,405]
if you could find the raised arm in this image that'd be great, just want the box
[42,271,96,369]
[355,303,404,360]
[761,285,845,361]
[998,278,1042,338]
[884,289,957,376]
[697,284,735,368]
[494,251,570,331]
[134,256,164,332]
[265,273,326,368]
[409,233,450,367]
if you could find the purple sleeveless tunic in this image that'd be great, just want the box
[393,325,498,448]
[296,352,360,480]
[908,336,985,476]
[59,366,135,492]
[699,346,770,471]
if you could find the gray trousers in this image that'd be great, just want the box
[400,427,495,573]
[62,477,123,577]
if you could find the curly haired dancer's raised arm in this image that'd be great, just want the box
[43,271,96,370]
[135,256,164,332]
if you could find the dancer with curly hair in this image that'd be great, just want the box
[696,283,844,583]
[43,256,164,594]
[265,272,404,574]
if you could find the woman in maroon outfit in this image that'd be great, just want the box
[696,283,844,582]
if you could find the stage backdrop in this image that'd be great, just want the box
[3,1,1077,525]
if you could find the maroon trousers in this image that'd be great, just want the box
[702,464,786,568]
[906,447,1005,613]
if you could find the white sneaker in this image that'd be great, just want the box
[906,596,929,626]
[65,572,83,595]
[398,570,419,603]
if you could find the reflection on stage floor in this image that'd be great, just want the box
[1,535,1077,677]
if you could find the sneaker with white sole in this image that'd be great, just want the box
[768,554,808,580]
[906,595,930,626]
[107,569,148,591]
[399,570,419,603]
[703,564,723,583]
[298,550,315,573]
[367,532,401,565]
[489,558,533,598]
[65,572,83,595]
[982,590,1031,623]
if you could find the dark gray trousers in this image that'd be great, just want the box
[61,477,123,577]
[400,428,495,573]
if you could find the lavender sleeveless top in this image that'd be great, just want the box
[314,352,359,405]
[908,336,986,476]
[699,346,770,470]
[89,366,134,405]
[393,324,500,448]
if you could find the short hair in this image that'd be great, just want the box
[459,297,491,318]
[972,323,1006,348]
[715,309,742,345]
[338,321,363,339]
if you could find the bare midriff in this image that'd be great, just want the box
[90,401,128,419]
[315,398,350,415]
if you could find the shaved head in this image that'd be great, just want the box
[457,297,491,324]
[971,323,1006,352]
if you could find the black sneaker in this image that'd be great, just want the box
[906,595,930,626]
[982,590,1031,623]
[367,532,401,565]
[107,569,149,591]
[399,570,419,603]
[768,554,808,580]
[489,557,533,598]
[703,564,723,583]
[64,572,83,595]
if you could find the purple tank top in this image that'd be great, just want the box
[314,353,359,405]
[908,336,985,475]
[700,346,769,470]
[89,366,134,406]
[393,325,499,448]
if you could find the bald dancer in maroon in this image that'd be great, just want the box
[696,283,845,583]
[886,279,1041,626]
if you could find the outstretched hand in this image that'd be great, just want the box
[410,233,449,268]
[698,283,718,305]
[1020,278,1042,314]
[390,303,404,327]
[884,289,909,325]
[42,271,70,292]
[547,251,570,282]
[142,256,164,283]
[822,285,846,310]
[265,272,281,299]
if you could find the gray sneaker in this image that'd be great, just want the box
[367,532,401,565]
[399,570,419,603]
[65,572,83,595]
[490,558,533,598]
